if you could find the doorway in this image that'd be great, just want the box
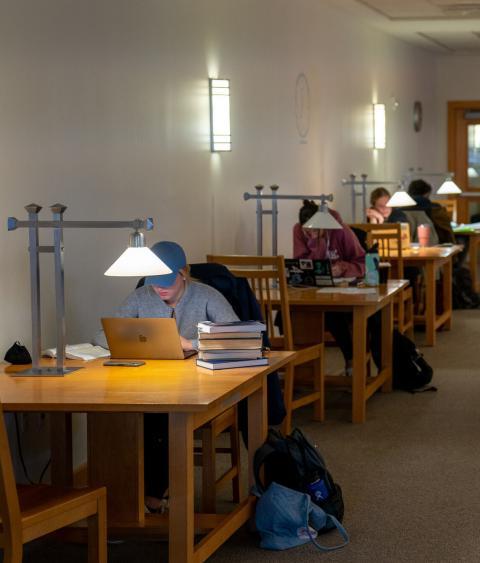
[448,101,480,223]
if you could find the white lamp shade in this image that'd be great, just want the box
[104,247,173,277]
[437,179,462,195]
[303,210,342,230]
[386,191,416,207]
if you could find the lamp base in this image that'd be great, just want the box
[12,366,84,377]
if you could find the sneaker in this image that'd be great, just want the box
[145,497,169,514]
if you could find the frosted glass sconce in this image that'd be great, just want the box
[373,103,386,150]
[209,78,231,152]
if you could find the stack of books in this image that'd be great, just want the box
[196,320,268,370]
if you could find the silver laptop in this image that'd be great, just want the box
[101,318,197,360]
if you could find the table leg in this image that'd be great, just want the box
[424,261,436,346]
[381,301,393,392]
[468,235,479,291]
[169,412,194,563]
[50,413,73,487]
[352,308,368,423]
[248,378,268,487]
[88,413,144,524]
[442,257,453,331]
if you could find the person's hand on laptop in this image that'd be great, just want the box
[331,261,344,278]
[180,335,195,352]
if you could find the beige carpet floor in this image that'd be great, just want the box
[12,309,480,562]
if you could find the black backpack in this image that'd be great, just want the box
[452,266,480,310]
[254,427,344,524]
[392,329,434,392]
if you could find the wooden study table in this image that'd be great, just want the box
[0,351,294,562]
[453,230,480,292]
[393,245,462,346]
[286,280,407,424]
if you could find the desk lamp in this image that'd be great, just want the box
[302,195,342,230]
[437,178,462,195]
[404,168,461,195]
[8,203,171,376]
[386,187,416,208]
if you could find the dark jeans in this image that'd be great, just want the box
[325,311,382,369]
[144,413,169,499]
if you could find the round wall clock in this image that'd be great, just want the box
[413,101,423,132]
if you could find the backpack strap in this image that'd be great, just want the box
[306,498,349,551]
[253,442,276,494]
[306,513,350,551]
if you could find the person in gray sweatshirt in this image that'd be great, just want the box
[96,241,239,512]
[94,241,238,351]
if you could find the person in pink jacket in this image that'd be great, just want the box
[293,201,365,277]
[293,200,381,376]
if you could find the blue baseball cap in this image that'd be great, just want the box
[144,241,187,288]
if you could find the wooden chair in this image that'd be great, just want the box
[0,404,107,563]
[206,254,324,435]
[194,405,242,513]
[432,198,457,222]
[350,223,414,338]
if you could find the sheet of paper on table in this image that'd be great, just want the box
[316,287,377,294]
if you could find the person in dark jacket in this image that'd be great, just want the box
[407,179,456,244]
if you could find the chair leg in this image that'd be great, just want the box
[229,418,242,504]
[88,493,107,563]
[281,364,295,435]
[201,425,217,513]
[312,353,325,422]
[397,293,405,334]
[3,543,23,563]
[406,295,414,339]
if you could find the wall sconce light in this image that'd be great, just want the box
[209,78,231,152]
[373,103,386,150]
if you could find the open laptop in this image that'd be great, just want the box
[284,258,335,287]
[101,318,197,360]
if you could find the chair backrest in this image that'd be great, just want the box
[432,198,457,222]
[0,404,22,552]
[206,254,294,350]
[350,223,404,278]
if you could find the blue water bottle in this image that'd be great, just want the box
[365,244,380,286]
[307,473,330,502]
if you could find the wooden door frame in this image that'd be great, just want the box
[447,101,480,222]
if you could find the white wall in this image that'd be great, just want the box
[0,0,440,473]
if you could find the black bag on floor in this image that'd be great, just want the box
[392,329,434,392]
[254,427,344,523]
[452,266,480,309]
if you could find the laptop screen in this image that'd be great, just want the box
[285,258,334,287]
[101,317,196,360]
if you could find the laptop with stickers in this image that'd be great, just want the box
[284,258,335,287]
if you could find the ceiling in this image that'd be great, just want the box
[334,0,480,53]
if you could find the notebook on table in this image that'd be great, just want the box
[101,317,197,360]
[284,258,335,287]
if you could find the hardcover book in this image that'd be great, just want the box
[198,338,262,350]
[197,320,266,333]
[196,357,269,370]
